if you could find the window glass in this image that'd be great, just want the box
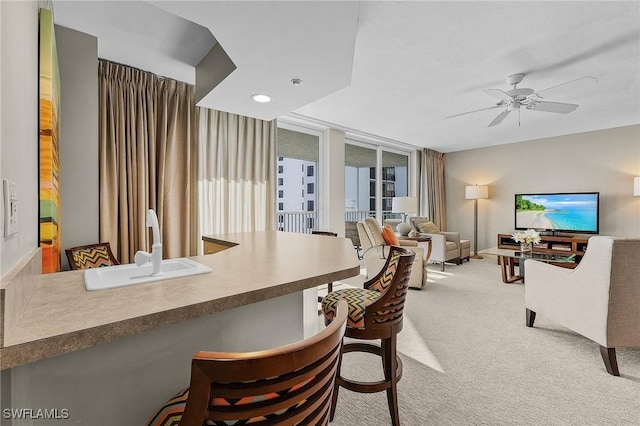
[276,127,319,233]
[345,143,377,221]
[345,143,409,224]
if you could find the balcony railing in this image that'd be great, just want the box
[277,210,402,233]
[277,212,318,234]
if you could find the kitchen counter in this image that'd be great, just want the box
[0,231,360,369]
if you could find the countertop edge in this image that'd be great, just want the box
[1,261,360,370]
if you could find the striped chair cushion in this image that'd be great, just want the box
[321,288,382,329]
[146,388,188,426]
[71,246,115,269]
[147,379,314,426]
[367,251,401,293]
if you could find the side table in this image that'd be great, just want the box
[397,235,432,263]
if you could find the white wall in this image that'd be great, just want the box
[55,25,99,270]
[445,125,640,252]
[0,1,41,277]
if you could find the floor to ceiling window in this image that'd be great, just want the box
[345,141,410,223]
[276,125,322,233]
[381,150,409,221]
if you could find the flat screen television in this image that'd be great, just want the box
[514,192,599,234]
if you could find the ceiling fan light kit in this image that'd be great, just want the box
[448,74,597,127]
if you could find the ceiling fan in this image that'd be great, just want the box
[448,74,597,127]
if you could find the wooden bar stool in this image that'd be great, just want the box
[321,246,415,426]
[312,231,339,302]
[147,300,349,426]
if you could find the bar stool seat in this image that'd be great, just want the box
[321,246,415,426]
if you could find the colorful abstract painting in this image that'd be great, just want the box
[39,8,61,273]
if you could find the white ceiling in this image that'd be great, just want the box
[53,1,640,153]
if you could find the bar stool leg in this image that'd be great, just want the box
[318,282,334,303]
[382,334,400,426]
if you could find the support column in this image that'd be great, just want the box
[322,129,346,236]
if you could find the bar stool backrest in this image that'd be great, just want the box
[179,300,349,425]
[363,245,415,333]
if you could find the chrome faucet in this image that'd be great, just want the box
[134,209,163,276]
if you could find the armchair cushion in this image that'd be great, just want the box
[362,217,386,247]
[411,216,432,231]
[382,224,400,245]
[417,221,440,234]
[322,288,382,329]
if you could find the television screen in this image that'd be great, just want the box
[515,192,599,234]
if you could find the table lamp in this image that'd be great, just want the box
[391,196,417,236]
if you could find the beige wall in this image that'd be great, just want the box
[445,125,640,253]
[0,1,41,277]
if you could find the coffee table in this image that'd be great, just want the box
[479,247,576,284]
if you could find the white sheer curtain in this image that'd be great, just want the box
[197,108,276,247]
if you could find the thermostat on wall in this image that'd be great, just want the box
[3,179,18,237]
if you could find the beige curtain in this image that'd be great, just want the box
[419,148,447,229]
[98,60,197,263]
[197,108,276,245]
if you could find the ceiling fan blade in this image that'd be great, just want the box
[536,76,598,95]
[488,109,511,127]
[484,88,514,99]
[529,101,579,114]
[447,105,501,119]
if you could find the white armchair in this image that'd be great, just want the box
[410,217,469,271]
[357,218,427,289]
[525,236,640,376]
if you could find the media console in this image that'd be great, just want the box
[497,233,591,268]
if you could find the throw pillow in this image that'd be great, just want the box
[381,224,400,245]
[417,221,440,234]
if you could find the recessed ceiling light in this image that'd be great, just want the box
[291,78,303,86]
[251,94,271,103]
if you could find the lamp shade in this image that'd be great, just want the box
[391,196,417,213]
[465,185,489,200]
[634,177,640,196]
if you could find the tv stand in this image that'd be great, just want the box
[497,233,590,268]
[539,230,560,237]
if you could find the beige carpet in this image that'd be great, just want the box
[328,257,640,425]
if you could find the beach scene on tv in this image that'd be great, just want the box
[515,193,598,232]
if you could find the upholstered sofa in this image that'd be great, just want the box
[357,218,427,289]
[410,217,470,270]
[525,236,640,376]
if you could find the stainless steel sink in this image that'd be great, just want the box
[84,258,212,291]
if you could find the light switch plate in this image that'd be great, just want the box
[3,179,18,237]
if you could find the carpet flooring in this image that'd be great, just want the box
[328,257,640,425]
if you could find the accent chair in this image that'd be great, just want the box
[410,217,470,270]
[357,217,427,289]
[525,236,640,376]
